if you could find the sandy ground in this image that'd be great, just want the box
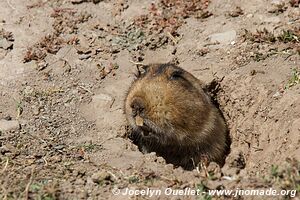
[0,0,299,199]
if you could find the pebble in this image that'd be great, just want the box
[79,54,91,60]
[0,144,17,154]
[209,30,237,45]
[91,171,112,184]
[0,39,13,50]
[273,91,281,98]
[271,0,284,5]
[264,16,280,24]
[0,120,20,132]
[23,86,34,96]
[32,106,40,115]
[91,93,114,111]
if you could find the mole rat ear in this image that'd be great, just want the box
[168,66,184,80]
[136,65,149,77]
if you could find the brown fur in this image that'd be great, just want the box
[124,63,228,170]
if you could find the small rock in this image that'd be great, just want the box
[4,116,12,121]
[49,155,62,163]
[271,0,284,6]
[196,48,209,56]
[53,145,65,150]
[75,36,92,54]
[0,120,20,132]
[32,106,40,115]
[273,91,281,98]
[91,171,112,184]
[0,145,11,154]
[74,178,85,185]
[209,30,237,45]
[23,86,34,96]
[264,16,280,24]
[228,6,244,17]
[0,144,16,154]
[91,93,114,111]
[79,54,91,60]
[37,61,48,71]
[268,2,287,13]
[0,39,13,50]
[289,7,300,16]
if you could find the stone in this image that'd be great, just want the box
[209,30,237,45]
[0,120,20,132]
[91,171,112,184]
[91,93,113,111]
[272,91,281,98]
[271,0,284,5]
[0,144,17,155]
[0,39,13,50]
[23,86,34,96]
[264,16,280,23]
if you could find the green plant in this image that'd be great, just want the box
[278,30,299,43]
[285,69,300,89]
[128,176,139,184]
[196,183,212,200]
[16,101,23,117]
[271,165,279,177]
[30,183,42,192]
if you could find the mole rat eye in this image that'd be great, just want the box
[170,70,183,80]
[130,98,145,116]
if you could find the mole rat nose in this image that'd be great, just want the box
[130,97,145,116]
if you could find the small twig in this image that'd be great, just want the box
[79,86,94,95]
[107,171,118,181]
[166,32,178,45]
[42,157,48,166]
[222,176,235,181]
[62,59,71,68]
[284,53,293,61]
[1,157,9,174]
[109,98,115,108]
[252,146,263,152]
[24,167,35,200]
[160,175,174,183]
[6,0,16,10]
[99,137,114,146]
[193,68,210,71]
[129,60,145,66]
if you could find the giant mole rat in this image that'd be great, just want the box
[124,63,228,170]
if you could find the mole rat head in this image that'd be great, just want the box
[125,63,209,142]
